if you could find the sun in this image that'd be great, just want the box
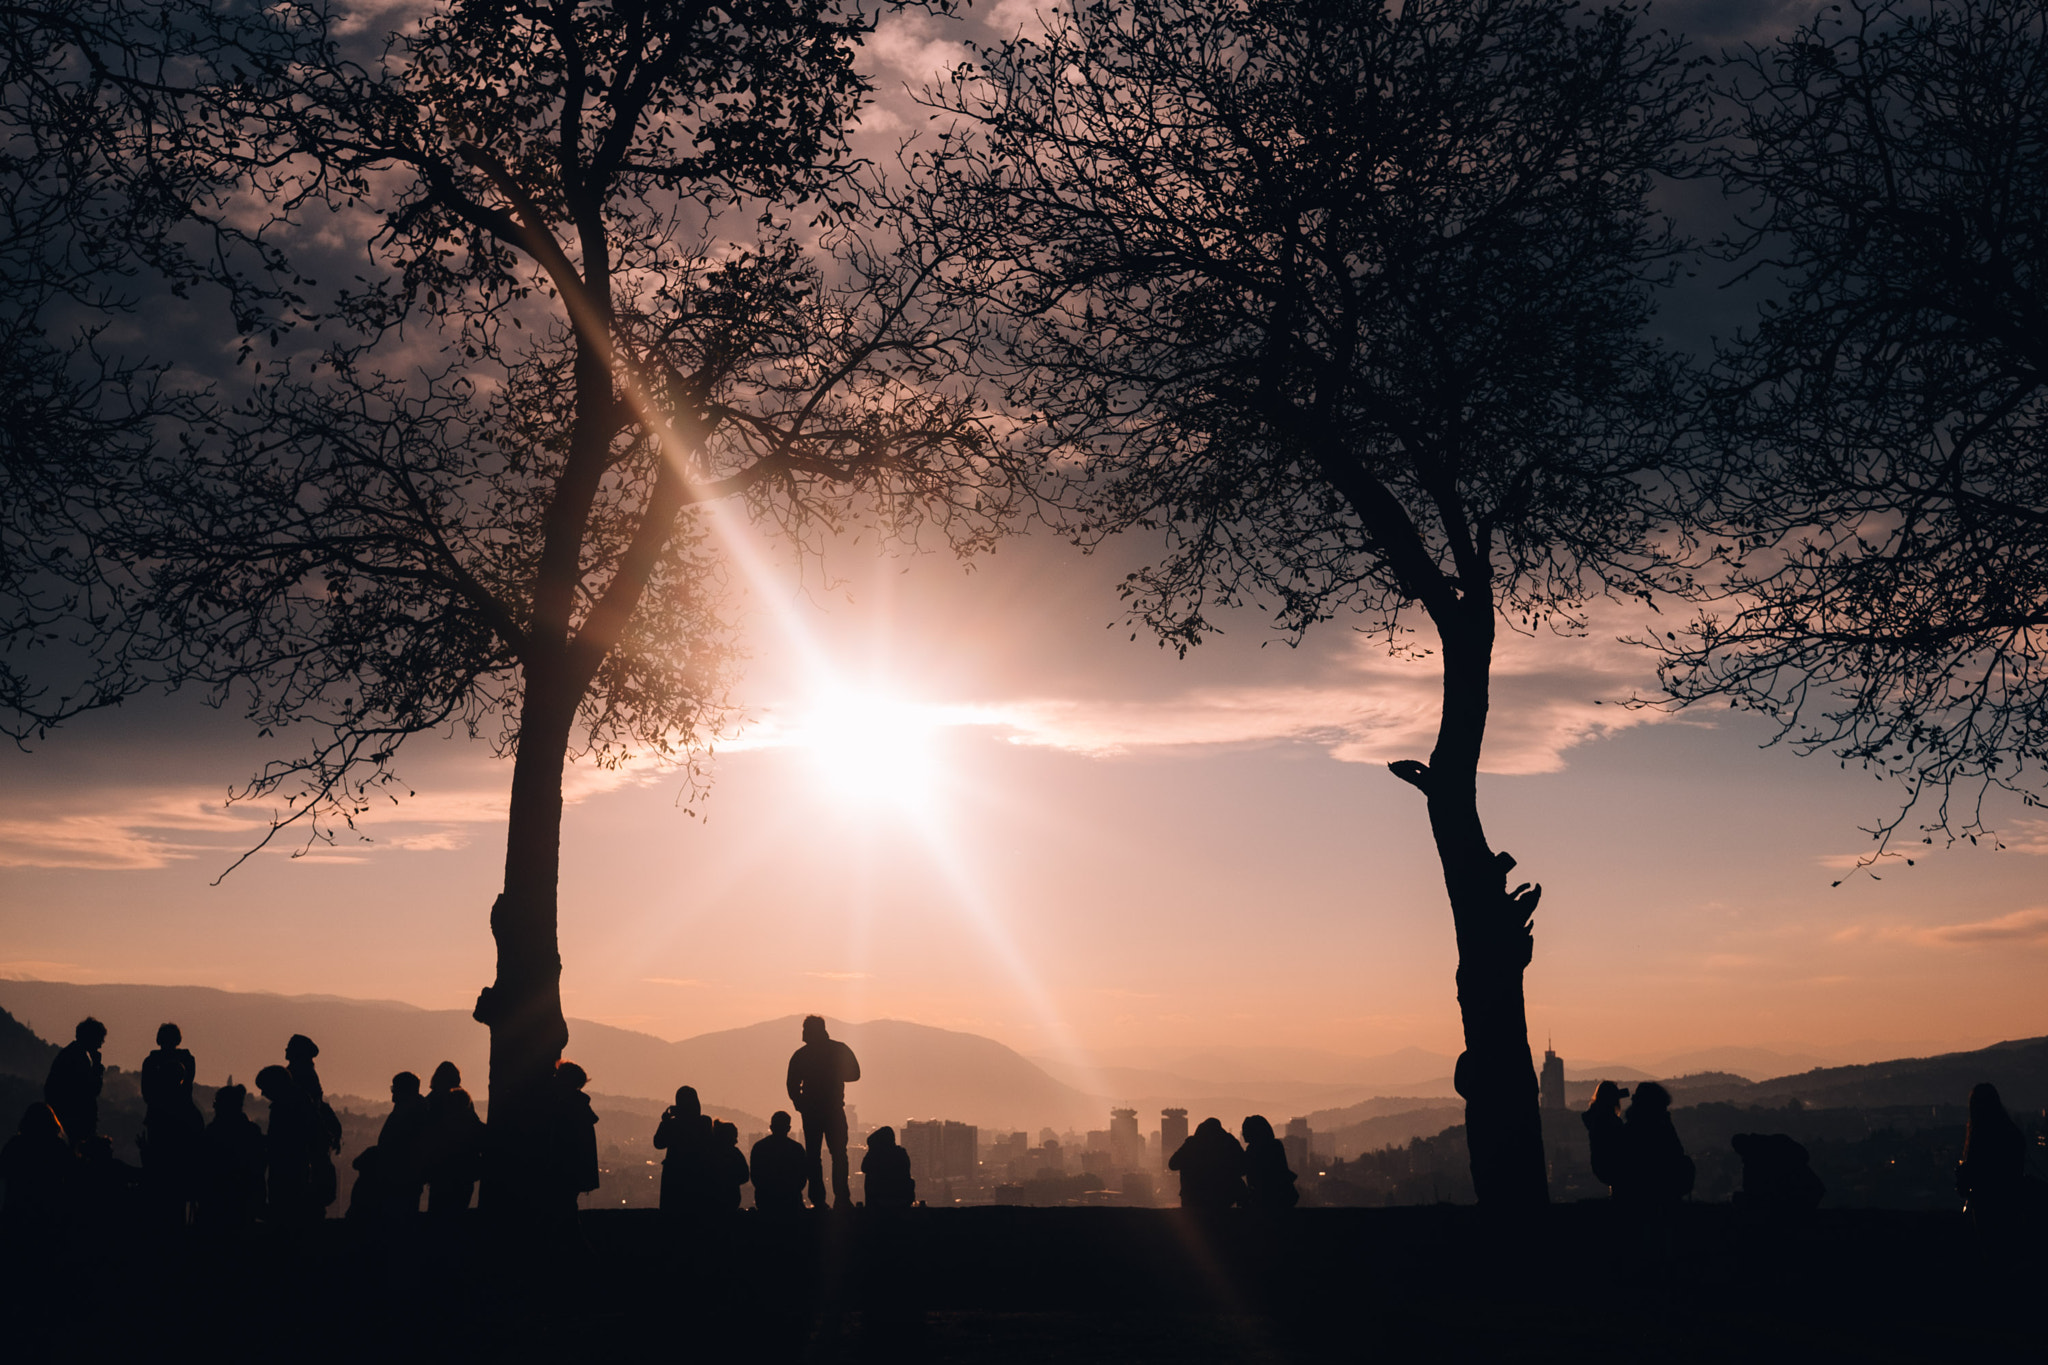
[798,687,943,813]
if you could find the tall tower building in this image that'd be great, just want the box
[1540,1039,1567,1111]
[1109,1108,1141,1170]
[1160,1108,1189,1169]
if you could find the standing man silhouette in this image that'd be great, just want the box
[786,1015,859,1209]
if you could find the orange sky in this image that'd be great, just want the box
[3,526,2043,1077]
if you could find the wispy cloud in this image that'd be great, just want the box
[804,971,870,981]
[1887,907,2048,949]
[642,977,707,988]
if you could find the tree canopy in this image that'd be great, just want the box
[1663,0,2048,854]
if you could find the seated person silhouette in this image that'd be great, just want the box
[860,1126,915,1209]
[1731,1132,1824,1214]
[44,1017,107,1149]
[1582,1080,1628,1192]
[199,1084,266,1231]
[786,1016,860,1209]
[653,1085,714,1216]
[1614,1082,1694,1206]
[1956,1082,2025,1231]
[1240,1115,1299,1210]
[749,1111,809,1214]
[419,1061,485,1215]
[708,1119,750,1212]
[1168,1117,1246,1209]
[0,1102,75,1231]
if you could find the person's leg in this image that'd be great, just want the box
[802,1114,827,1208]
[826,1110,851,1208]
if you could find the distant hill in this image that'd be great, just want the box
[1740,1036,2048,1110]
[0,981,1102,1130]
[0,1005,59,1082]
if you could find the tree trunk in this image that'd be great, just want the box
[1415,604,1549,1209]
[473,658,576,1215]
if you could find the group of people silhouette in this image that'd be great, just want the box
[1166,1115,1300,1210]
[652,1016,898,1214]
[4,1011,2036,1234]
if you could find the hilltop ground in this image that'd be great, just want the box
[2,1204,2035,1362]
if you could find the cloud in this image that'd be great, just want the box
[804,971,870,981]
[642,977,707,988]
[1889,907,2048,949]
[965,617,1671,774]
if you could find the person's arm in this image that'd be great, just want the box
[842,1044,860,1084]
[787,1051,805,1109]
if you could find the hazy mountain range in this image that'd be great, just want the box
[2,980,2039,1141]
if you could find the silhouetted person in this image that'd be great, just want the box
[1731,1133,1824,1214]
[786,1016,860,1209]
[861,1126,915,1209]
[1168,1117,1246,1210]
[708,1119,749,1212]
[44,1017,106,1149]
[199,1084,266,1232]
[1615,1082,1693,1206]
[1240,1115,1298,1210]
[653,1085,713,1216]
[549,1060,601,1218]
[420,1060,485,1215]
[140,1022,203,1222]
[372,1071,428,1216]
[1956,1082,2025,1235]
[257,1065,324,1224]
[749,1111,809,1215]
[1583,1080,1628,1191]
[0,1103,74,1232]
[284,1033,342,1212]
[75,1132,142,1230]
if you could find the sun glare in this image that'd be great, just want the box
[799,688,942,812]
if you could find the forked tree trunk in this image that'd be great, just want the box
[1411,603,1549,1208]
[473,661,576,1215]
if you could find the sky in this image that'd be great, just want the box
[3,0,2044,1081]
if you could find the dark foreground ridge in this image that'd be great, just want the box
[1,1204,2038,1362]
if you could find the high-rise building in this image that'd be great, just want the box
[1540,1041,1567,1111]
[1109,1108,1141,1169]
[1160,1108,1189,1169]
[1283,1116,1312,1176]
[941,1120,978,1179]
[902,1119,943,1182]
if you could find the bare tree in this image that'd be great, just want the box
[914,0,1702,1206]
[2,0,1016,1210]
[1660,0,2048,860]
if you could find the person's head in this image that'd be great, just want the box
[714,1119,738,1147]
[1628,1082,1671,1118]
[1241,1115,1276,1145]
[18,1102,63,1143]
[1968,1082,2007,1124]
[75,1017,107,1047]
[254,1065,293,1100]
[802,1015,828,1044]
[868,1125,896,1148]
[770,1110,792,1135]
[1195,1117,1225,1137]
[430,1061,462,1092]
[1590,1080,1628,1113]
[214,1084,247,1116]
[555,1060,588,1091]
[673,1085,701,1118]
[285,1033,319,1063]
[155,1022,182,1049]
[391,1072,421,1103]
